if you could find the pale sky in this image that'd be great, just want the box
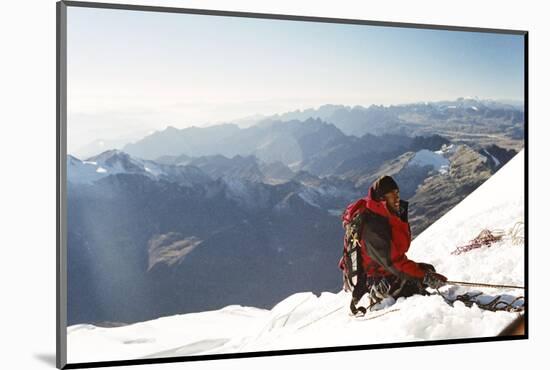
[66,6,525,153]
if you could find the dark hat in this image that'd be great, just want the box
[372,175,399,200]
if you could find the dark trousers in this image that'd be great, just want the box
[367,263,435,300]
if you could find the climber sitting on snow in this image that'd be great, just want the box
[340,175,447,314]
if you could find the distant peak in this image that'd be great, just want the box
[303,117,323,123]
[85,149,130,163]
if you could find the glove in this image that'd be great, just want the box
[418,263,435,273]
[423,271,448,289]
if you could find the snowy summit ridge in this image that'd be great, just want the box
[68,151,525,364]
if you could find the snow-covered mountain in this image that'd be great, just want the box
[67,150,157,184]
[67,150,525,365]
[66,150,358,327]
[68,150,212,187]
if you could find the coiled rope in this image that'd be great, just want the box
[451,221,524,255]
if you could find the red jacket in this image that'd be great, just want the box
[344,188,426,280]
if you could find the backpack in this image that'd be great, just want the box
[339,197,370,315]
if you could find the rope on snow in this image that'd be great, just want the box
[450,221,524,255]
[446,280,524,290]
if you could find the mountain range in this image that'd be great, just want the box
[67,149,525,364]
[67,98,523,325]
[122,98,523,161]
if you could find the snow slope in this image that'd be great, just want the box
[67,151,525,365]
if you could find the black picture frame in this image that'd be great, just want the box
[57,1,528,369]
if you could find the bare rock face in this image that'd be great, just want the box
[148,233,203,272]
[408,145,493,237]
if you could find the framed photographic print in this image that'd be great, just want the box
[57,1,527,368]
